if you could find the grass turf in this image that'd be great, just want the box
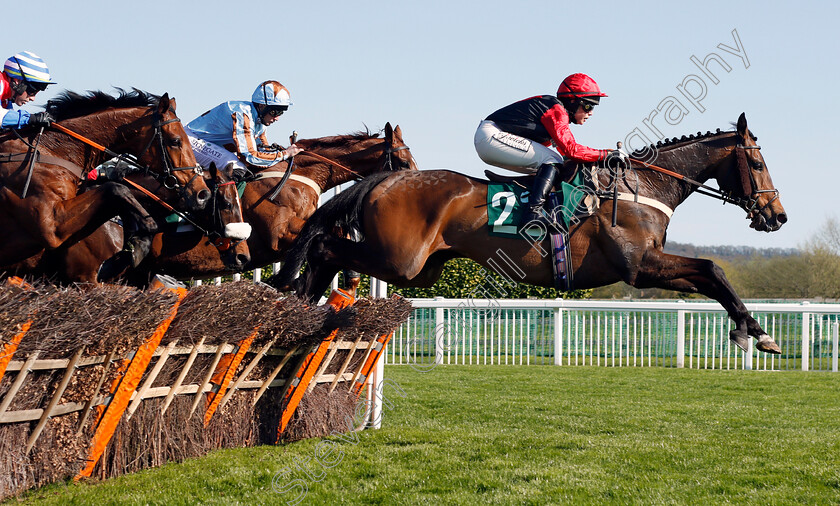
[16,366,840,505]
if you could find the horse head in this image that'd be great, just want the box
[382,122,418,172]
[290,123,417,189]
[204,162,252,271]
[716,113,787,232]
[126,93,211,211]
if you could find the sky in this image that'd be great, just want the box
[7,0,838,249]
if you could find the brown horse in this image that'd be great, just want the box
[271,113,787,354]
[0,89,209,271]
[9,123,415,285]
[4,161,252,283]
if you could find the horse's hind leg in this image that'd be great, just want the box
[633,249,781,354]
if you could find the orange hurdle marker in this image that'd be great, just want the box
[76,287,187,479]
[276,288,355,442]
[203,325,261,426]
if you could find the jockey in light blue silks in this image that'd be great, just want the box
[0,51,56,129]
[185,80,303,177]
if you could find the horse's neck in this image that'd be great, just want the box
[45,110,137,168]
[297,138,380,191]
[642,136,732,208]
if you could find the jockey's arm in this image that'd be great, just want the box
[541,105,607,163]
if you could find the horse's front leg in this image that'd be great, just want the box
[633,249,781,354]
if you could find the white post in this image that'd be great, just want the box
[367,275,387,429]
[801,302,811,372]
[233,273,241,282]
[214,276,222,286]
[744,338,753,371]
[371,277,388,298]
[253,268,262,283]
[367,353,385,430]
[832,322,838,373]
[434,297,445,365]
[553,303,563,366]
[676,301,686,369]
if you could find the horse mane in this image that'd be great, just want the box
[303,128,381,151]
[631,125,758,158]
[45,88,161,121]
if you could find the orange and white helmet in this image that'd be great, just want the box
[252,80,292,107]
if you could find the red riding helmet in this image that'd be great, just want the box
[557,73,607,105]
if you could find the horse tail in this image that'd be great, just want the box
[272,172,394,288]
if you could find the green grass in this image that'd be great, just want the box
[17,367,840,505]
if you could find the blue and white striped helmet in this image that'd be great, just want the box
[252,81,291,107]
[4,51,55,84]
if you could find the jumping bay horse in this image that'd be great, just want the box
[0,89,209,272]
[5,161,252,283]
[8,123,415,285]
[271,114,787,354]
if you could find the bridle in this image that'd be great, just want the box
[50,108,202,195]
[734,143,779,217]
[131,111,204,199]
[208,180,245,252]
[294,136,412,180]
[382,142,411,173]
[625,138,779,217]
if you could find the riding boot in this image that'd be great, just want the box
[95,235,152,282]
[523,164,559,226]
[342,269,361,295]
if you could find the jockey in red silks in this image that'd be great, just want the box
[1,51,55,130]
[474,73,624,225]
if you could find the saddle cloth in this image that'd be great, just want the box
[486,170,598,239]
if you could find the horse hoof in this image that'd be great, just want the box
[729,331,750,352]
[756,334,782,355]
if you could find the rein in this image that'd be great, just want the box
[256,140,411,202]
[626,142,777,212]
[50,122,211,235]
[296,144,410,179]
[626,156,741,205]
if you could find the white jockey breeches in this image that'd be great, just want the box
[473,120,564,175]
[184,127,247,173]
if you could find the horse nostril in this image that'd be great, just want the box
[237,254,250,266]
[197,189,211,204]
[777,213,788,224]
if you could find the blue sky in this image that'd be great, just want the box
[8,0,838,248]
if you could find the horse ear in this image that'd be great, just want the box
[394,124,403,139]
[209,162,218,180]
[384,122,394,142]
[158,93,172,114]
[737,112,748,137]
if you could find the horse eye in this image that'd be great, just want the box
[167,136,182,148]
[753,161,764,171]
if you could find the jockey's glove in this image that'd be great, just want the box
[604,149,629,171]
[97,154,140,181]
[28,112,55,128]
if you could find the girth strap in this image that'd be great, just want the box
[0,151,86,180]
[252,170,322,196]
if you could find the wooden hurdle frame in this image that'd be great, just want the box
[0,284,399,484]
